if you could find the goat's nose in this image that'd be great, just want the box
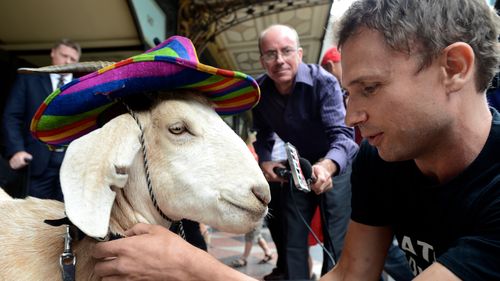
[252,184,270,205]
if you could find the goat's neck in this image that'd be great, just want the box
[108,187,172,235]
[106,134,174,236]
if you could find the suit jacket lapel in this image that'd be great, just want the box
[39,74,52,98]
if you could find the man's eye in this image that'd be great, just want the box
[363,85,378,95]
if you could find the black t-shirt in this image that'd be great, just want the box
[351,110,500,280]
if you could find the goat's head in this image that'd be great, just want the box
[60,91,269,239]
[28,36,267,239]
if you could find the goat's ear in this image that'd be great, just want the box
[60,114,140,238]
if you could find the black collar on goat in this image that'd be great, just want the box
[44,217,123,281]
[44,217,185,281]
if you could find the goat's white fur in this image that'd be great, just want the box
[0,91,269,280]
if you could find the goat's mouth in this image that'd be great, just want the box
[219,194,267,219]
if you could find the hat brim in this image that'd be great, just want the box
[30,36,260,146]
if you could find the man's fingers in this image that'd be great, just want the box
[124,223,152,237]
[310,175,317,184]
[101,277,125,281]
[94,257,120,277]
[319,183,333,194]
[9,152,32,170]
[311,176,333,194]
[94,224,155,260]
[93,240,123,259]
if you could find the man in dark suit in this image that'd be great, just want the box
[1,39,81,201]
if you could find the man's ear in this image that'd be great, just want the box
[260,56,266,69]
[322,61,334,73]
[297,47,304,62]
[441,42,474,94]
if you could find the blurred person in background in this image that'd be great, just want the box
[1,39,81,201]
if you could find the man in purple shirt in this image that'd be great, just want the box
[252,24,358,280]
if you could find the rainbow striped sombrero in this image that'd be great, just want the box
[30,36,260,147]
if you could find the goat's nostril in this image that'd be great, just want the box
[252,185,270,205]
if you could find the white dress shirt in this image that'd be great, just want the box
[50,73,73,91]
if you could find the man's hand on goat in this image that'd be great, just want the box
[93,223,258,281]
[93,224,190,281]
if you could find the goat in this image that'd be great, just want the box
[0,91,270,281]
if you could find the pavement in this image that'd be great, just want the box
[207,226,323,281]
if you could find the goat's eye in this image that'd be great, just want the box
[168,122,187,134]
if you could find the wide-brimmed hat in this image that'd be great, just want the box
[30,35,260,146]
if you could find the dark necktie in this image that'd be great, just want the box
[57,75,65,89]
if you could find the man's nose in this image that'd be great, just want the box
[275,53,286,64]
[345,100,367,127]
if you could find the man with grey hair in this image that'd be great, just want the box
[91,0,500,280]
[252,24,357,280]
